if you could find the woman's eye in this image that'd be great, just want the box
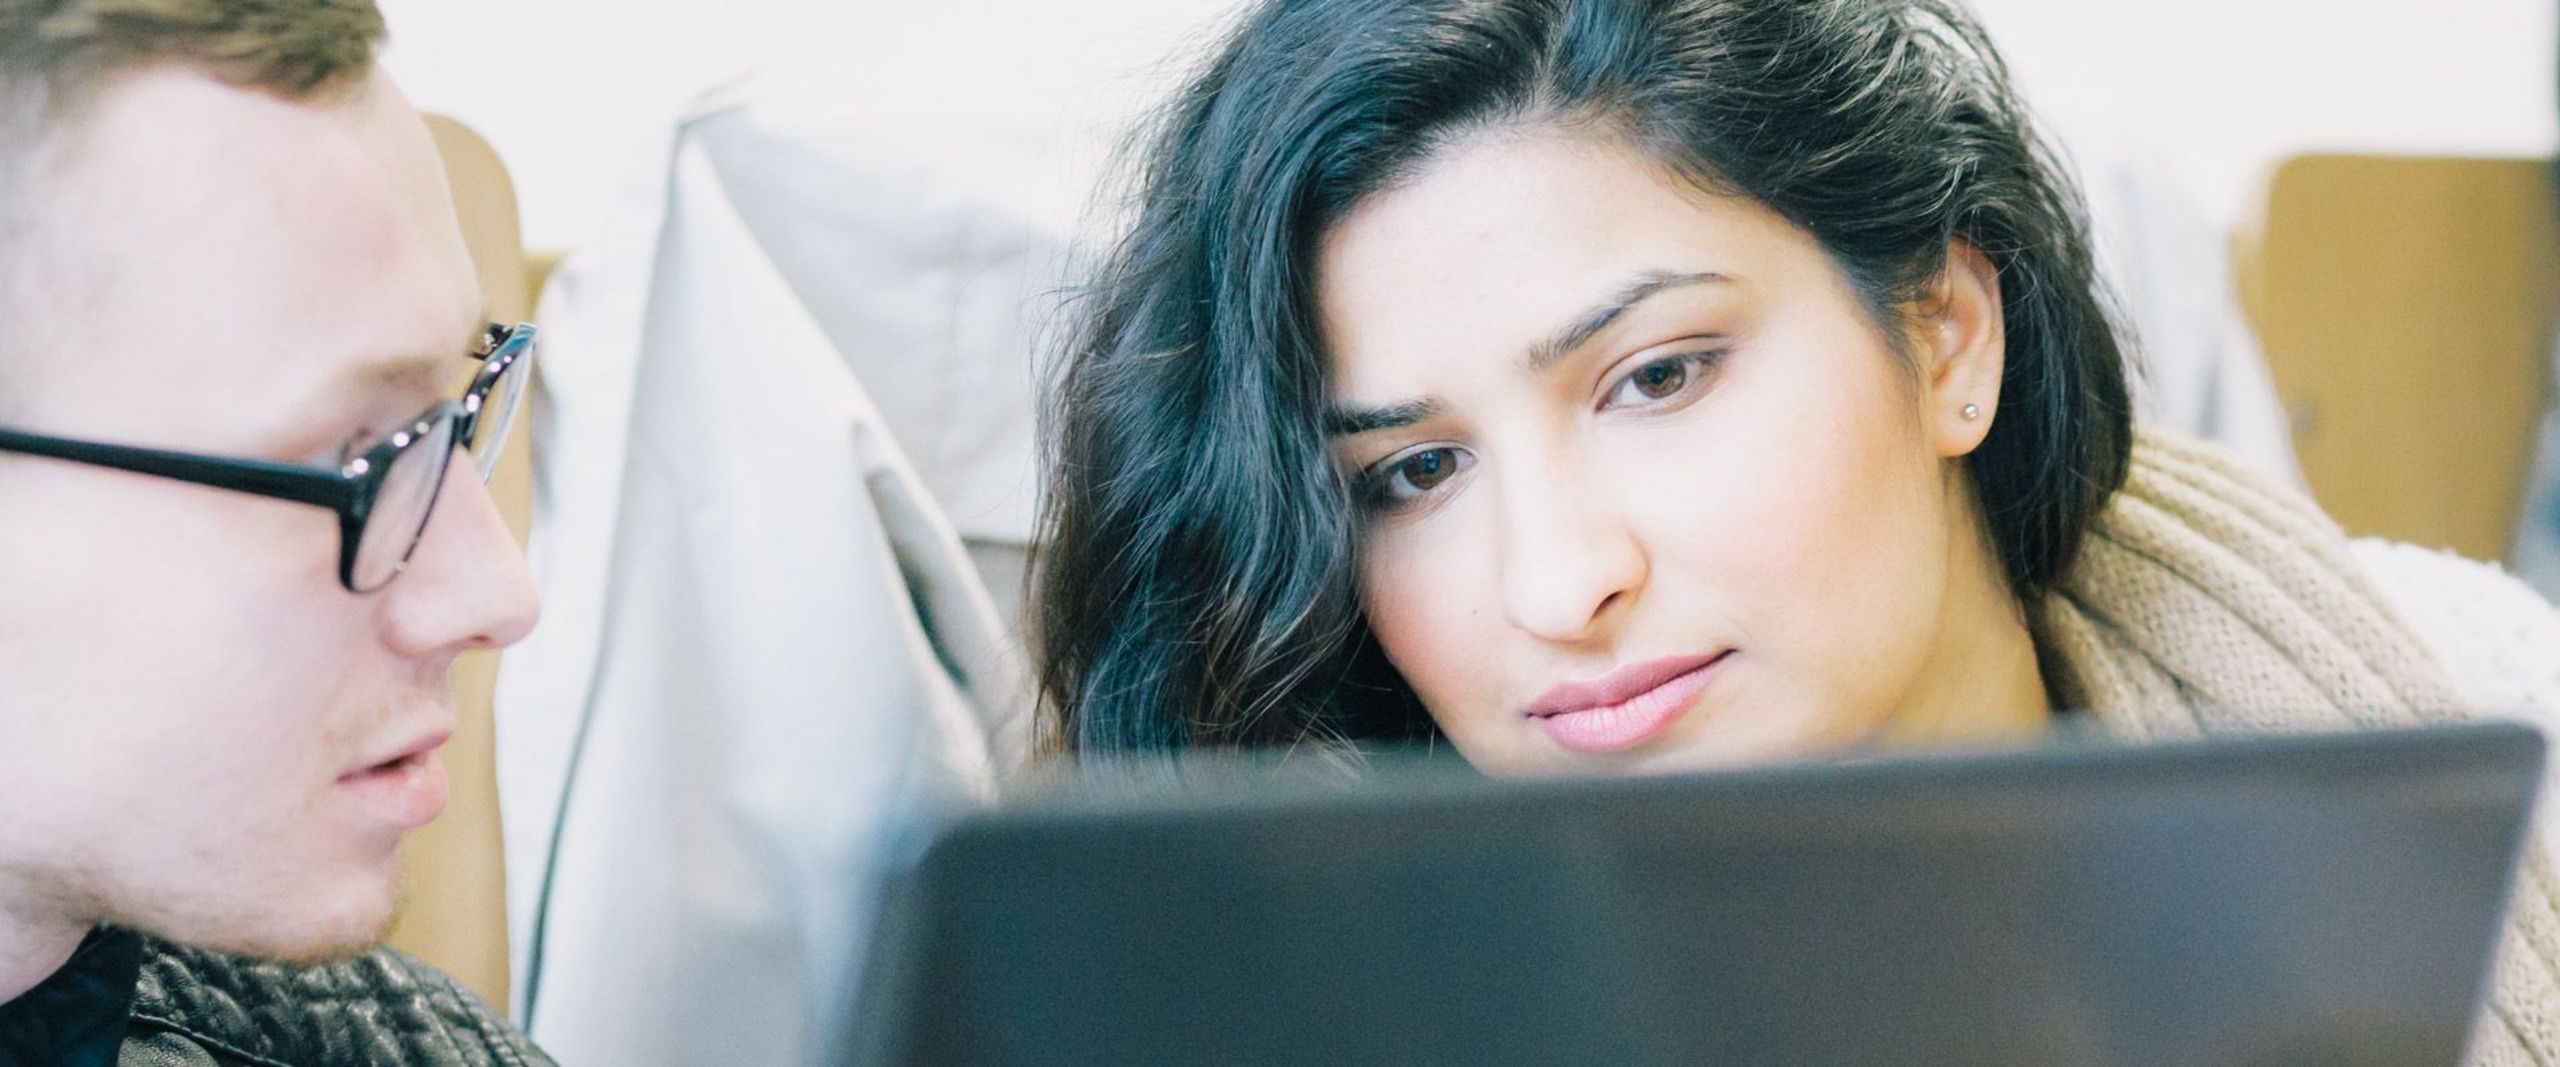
[1632,360,1687,398]
[1604,351,1722,410]
[1400,448,1459,490]
[1361,446,1470,508]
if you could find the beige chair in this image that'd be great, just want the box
[2231,154,2560,563]
[385,114,547,1008]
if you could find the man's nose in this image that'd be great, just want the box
[379,450,540,658]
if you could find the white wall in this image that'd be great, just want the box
[1970,0,2556,229]
[380,0,2559,254]
[377,0,1243,253]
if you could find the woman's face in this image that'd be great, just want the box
[1316,126,2042,776]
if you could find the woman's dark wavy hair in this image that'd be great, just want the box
[1039,0,2133,756]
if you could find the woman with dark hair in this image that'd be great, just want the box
[1039,0,2560,1053]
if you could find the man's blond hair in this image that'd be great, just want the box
[0,0,383,107]
[0,0,384,403]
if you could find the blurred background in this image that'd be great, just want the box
[382,0,2555,253]
[364,2,2560,1065]
[379,0,2560,573]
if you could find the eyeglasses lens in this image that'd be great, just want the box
[468,340,530,482]
[350,415,457,592]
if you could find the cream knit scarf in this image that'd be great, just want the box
[2039,428,2559,1063]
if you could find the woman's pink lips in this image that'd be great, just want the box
[1527,651,1730,754]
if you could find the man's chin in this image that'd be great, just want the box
[213,920,394,968]
[115,872,401,966]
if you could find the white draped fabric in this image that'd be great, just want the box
[490,82,1056,1065]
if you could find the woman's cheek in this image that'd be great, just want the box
[1361,527,1500,737]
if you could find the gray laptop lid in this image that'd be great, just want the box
[848,722,2544,1067]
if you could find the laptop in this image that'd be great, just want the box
[845,722,2544,1066]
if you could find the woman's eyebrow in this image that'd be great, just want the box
[1328,397,1441,437]
[1523,269,1729,374]
[1325,270,1726,438]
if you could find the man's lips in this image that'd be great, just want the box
[337,728,453,831]
[1525,651,1732,754]
[342,728,452,780]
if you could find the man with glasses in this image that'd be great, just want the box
[0,1,551,1063]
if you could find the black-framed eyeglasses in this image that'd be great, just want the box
[0,322,538,593]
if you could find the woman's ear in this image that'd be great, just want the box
[1921,239,2005,459]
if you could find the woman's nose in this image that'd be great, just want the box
[1494,453,1648,644]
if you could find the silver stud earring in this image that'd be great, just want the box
[1961,403,1981,421]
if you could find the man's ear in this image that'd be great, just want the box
[1921,239,2005,459]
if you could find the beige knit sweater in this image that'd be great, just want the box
[2039,429,2560,1064]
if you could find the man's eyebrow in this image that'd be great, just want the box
[353,353,452,398]
[335,319,485,407]
[359,315,490,391]
[1523,270,1729,375]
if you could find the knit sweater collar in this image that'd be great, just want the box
[2037,428,2559,1064]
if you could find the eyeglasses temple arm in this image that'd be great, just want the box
[0,427,355,512]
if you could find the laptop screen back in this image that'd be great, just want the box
[849,723,2543,1067]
